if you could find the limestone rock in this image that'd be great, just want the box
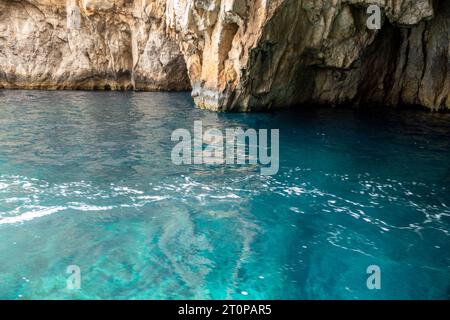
[0,0,190,91]
[167,0,448,111]
[0,0,448,111]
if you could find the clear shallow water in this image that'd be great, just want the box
[0,90,449,300]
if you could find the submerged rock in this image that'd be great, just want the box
[0,0,448,111]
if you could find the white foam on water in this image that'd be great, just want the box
[112,186,144,195]
[0,206,65,225]
[134,195,168,201]
[68,204,115,211]
[209,194,241,199]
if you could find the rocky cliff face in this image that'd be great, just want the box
[0,0,190,91]
[167,0,449,111]
[0,0,448,111]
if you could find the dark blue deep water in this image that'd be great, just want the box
[0,90,449,299]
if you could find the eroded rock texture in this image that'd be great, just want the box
[167,0,449,111]
[0,0,190,90]
[0,0,448,111]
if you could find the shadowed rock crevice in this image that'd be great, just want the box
[0,0,448,112]
[168,0,448,111]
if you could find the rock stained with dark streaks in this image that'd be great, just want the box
[0,0,448,111]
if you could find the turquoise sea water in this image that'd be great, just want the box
[0,90,449,300]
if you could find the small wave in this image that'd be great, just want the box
[209,194,241,199]
[134,195,168,201]
[111,186,144,195]
[0,206,65,225]
[67,203,115,212]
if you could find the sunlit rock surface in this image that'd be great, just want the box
[0,0,448,111]
[167,0,448,111]
[0,0,190,91]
